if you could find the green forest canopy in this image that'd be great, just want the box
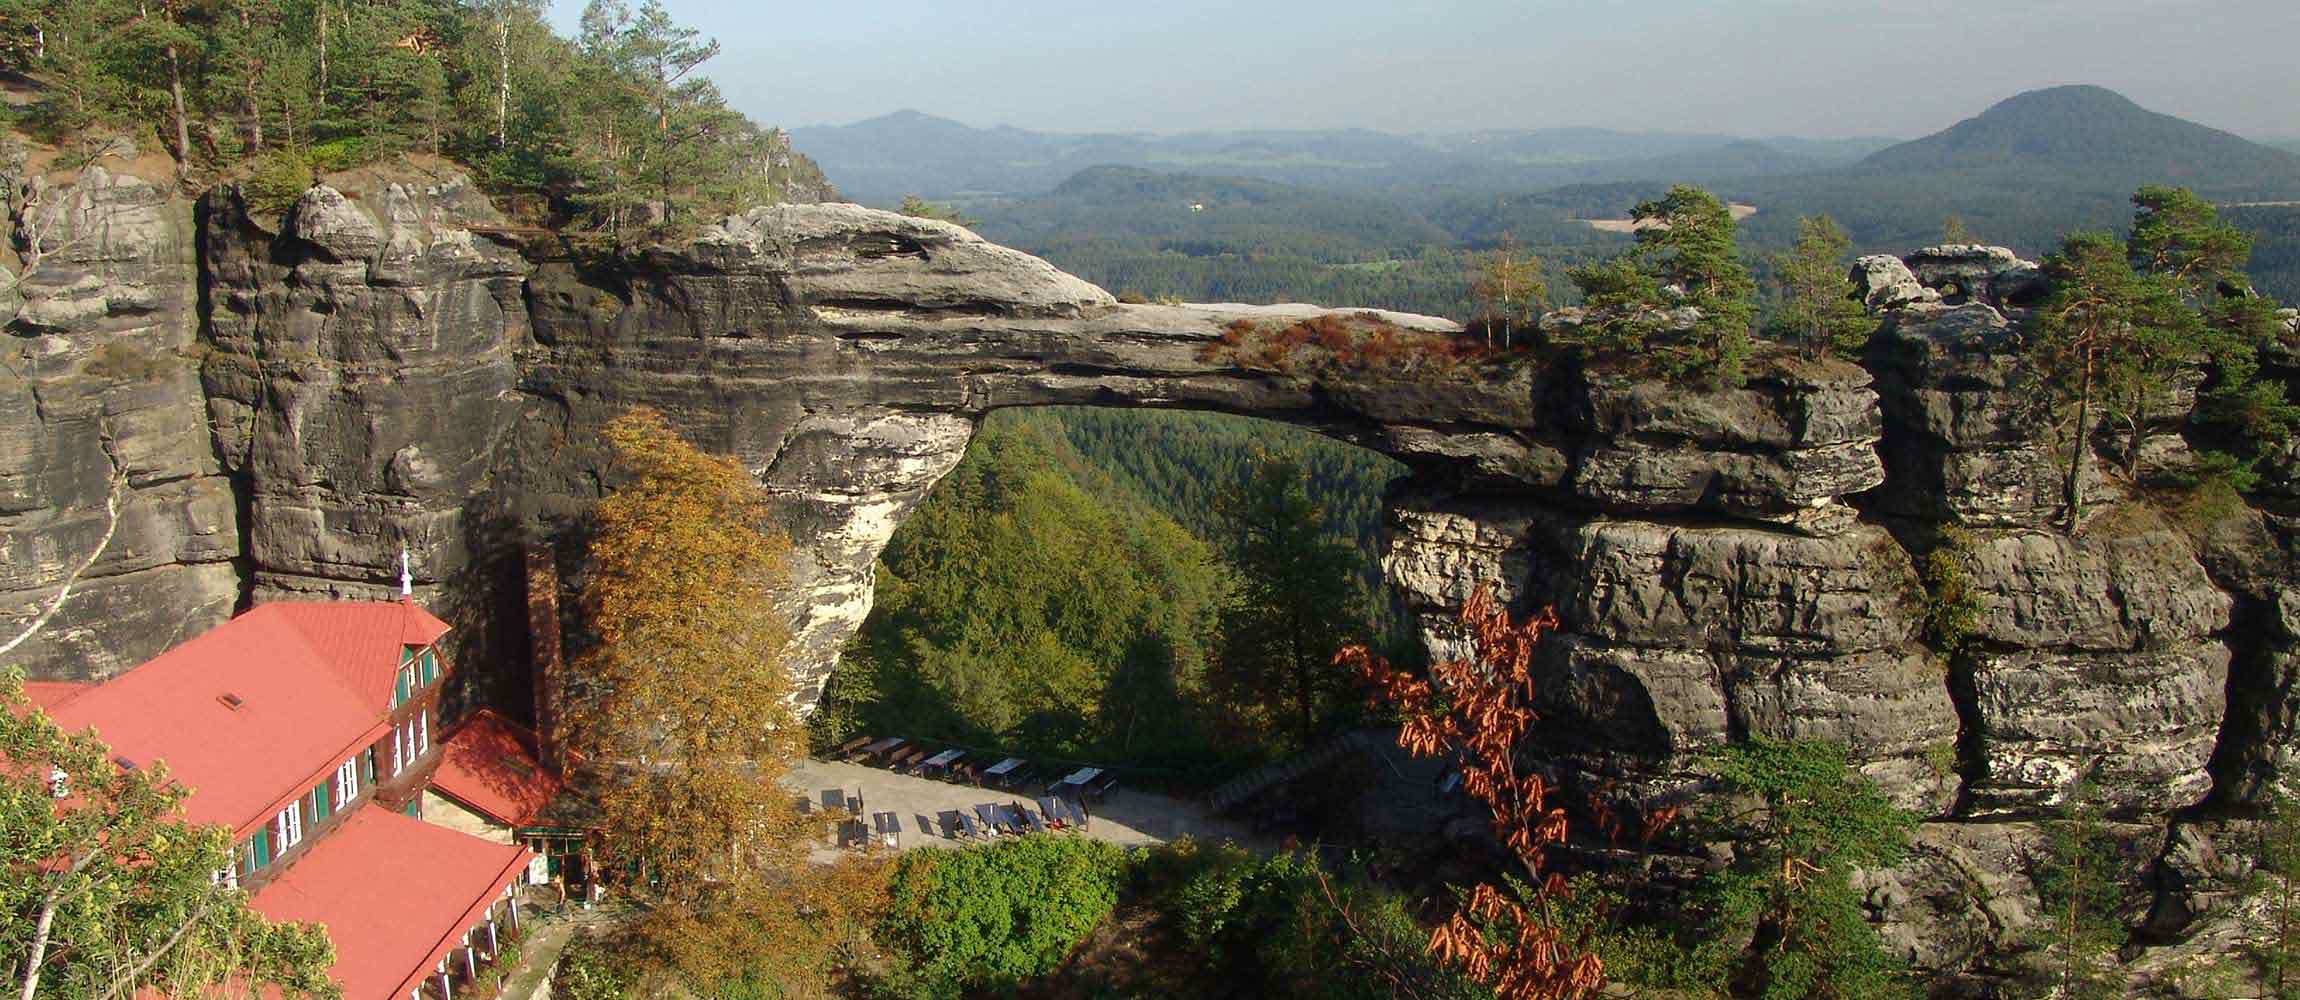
[0,0,811,238]
[820,406,1407,778]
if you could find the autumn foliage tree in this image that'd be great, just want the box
[569,407,808,914]
[1341,586,1620,1000]
[2,672,337,1000]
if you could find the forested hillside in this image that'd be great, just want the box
[952,86,2300,310]
[1017,406,1412,645]
[791,109,1895,204]
[0,0,825,238]
[967,167,1625,317]
[821,407,1405,778]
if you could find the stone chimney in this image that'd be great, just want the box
[524,542,565,773]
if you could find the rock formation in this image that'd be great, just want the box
[1,166,238,677]
[7,159,2299,990]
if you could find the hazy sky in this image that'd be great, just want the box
[550,0,2300,139]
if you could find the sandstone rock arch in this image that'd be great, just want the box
[17,165,2300,973]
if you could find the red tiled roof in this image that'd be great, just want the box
[251,807,531,1000]
[22,681,91,712]
[432,709,563,828]
[46,602,451,834]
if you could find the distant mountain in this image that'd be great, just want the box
[1677,86,2300,271]
[789,113,1892,204]
[1847,85,2300,196]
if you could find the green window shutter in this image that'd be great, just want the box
[403,800,421,818]
[420,649,437,684]
[313,782,330,820]
[393,667,411,707]
[250,831,270,869]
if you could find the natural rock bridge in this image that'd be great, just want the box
[9,164,2300,978]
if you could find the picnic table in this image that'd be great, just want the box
[855,737,904,763]
[983,757,1025,787]
[834,735,871,758]
[920,748,964,777]
[974,803,1005,835]
[1049,766,1102,796]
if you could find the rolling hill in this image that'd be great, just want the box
[829,87,2300,306]
[1845,85,2300,196]
[790,112,1891,204]
[1709,86,2300,282]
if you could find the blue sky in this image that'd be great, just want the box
[549,0,2300,139]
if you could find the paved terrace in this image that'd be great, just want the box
[784,758,1267,861]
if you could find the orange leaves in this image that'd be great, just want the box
[1341,584,1607,999]
[573,406,806,909]
[1192,312,1507,381]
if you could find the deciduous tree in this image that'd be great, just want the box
[2,672,337,1000]
[568,406,807,911]
[1470,234,1549,349]
[1341,587,1616,1000]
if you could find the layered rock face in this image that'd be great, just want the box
[11,165,2298,988]
[1856,259,2234,817]
[1,166,238,678]
[1382,358,1963,816]
[199,170,530,622]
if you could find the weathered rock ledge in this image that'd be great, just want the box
[8,166,2300,991]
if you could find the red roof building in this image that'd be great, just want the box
[38,598,534,1000]
[430,709,564,830]
[251,808,530,1000]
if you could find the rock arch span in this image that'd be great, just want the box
[13,164,2290,978]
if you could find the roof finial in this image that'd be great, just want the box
[399,547,414,602]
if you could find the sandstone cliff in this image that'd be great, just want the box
[6,159,2299,990]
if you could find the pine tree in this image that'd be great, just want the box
[1212,455,1363,750]
[2127,186,2300,487]
[1772,215,1877,359]
[1692,738,1920,1000]
[2026,231,2201,527]
[1565,185,1758,386]
[2250,800,2300,998]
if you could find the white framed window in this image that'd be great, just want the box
[333,758,360,808]
[416,708,430,757]
[211,866,237,890]
[391,725,407,777]
[273,804,303,852]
